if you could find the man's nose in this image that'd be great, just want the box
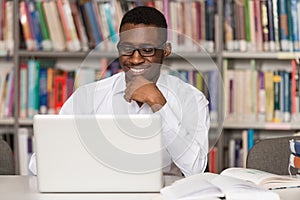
[130,50,145,64]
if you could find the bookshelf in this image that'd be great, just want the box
[2,0,300,174]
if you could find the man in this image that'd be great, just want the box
[30,6,209,177]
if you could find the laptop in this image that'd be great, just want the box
[33,114,163,193]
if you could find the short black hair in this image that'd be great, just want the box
[119,6,167,31]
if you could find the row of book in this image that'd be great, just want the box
[0,0,13,55]
[17,58,122,119]
[224,59,300,123]
[224,0,300,52]
[226,129,255,168]
[18,0,218,53]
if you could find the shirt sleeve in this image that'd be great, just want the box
[157,87,210,177]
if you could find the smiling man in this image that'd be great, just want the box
[29,6,210,177]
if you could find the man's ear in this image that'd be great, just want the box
[163,42,172,57]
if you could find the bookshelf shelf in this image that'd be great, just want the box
[223,121,300,130]
[18,119,33,126]
[222,52,300,60]
[0,118,15,125]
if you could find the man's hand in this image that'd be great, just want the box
[124,76,166,112]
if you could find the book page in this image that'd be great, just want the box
[221,167,300,189]
[160,173,224,200]
[211,174,280,200]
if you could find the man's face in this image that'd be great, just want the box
[118,23,170,83]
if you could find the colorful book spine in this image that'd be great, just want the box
[43,0,66,51]
[84,1,103,47]
[35,1,52,51]
[254,0,263,51]
[289,153,300,169]
[290,0,300,51]
[28,1,43,50]
[54,72,67,114]
[4,68,14,117]
[258,71,266,122]
[266,0,275,51]
[205,0,215,53]
[283,70,291,122]
[39,67,47,114]
[272,0,281,51]
[261,0,270,51]
[247,129,254,151]
[5,1,13,55]
[290,139,300,156]
[244,0,251,50]
[19,1,35,50]
[27,60,40,119]
[273,71,281,122]
[19,63,28,119]
[278,0,290,51]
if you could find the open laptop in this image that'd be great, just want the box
[33,114,163,193]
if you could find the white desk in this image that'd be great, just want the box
[0,176,164,200]
[1,175,300,200]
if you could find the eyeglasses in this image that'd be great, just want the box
[117,42,165,57]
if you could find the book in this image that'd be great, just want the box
[43,0,66,51]
[19,63,28,118]
[160,168,289,200]
[289,153,300,169]
[221,167,300,190]
[289,139,300,156]
[35,1,52,51]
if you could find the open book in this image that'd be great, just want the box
[160,168,300,200]
[221,167,300,190]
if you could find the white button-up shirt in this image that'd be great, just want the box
[30,72,210,177]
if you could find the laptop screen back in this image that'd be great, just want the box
[34,114,163,192]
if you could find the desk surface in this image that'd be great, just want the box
[1,175,300,200]
[0,176,165,200]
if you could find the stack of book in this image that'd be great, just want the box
[289,139,300,175]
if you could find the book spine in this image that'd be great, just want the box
[224,0,234,51]
[39,67,47,114]
[5,1,13,55]
[43,1,66,51]
[35,1,52,51]
[265,71,274,122]
[54,72,67,114]
[273,71,281,122]
[267,0,275,52]
[19,63,28,118]
[27,60,40,119]
[205,0,214,53]
[283,70,291,122]
[249,0,256,51]
[278,0,290,51]
[272,0,281,51]
[290,153,300,169]
[236,0,246,51]
[258,71,266,122]
[247,129,254,151]
[84,1,102,47]
[290,139,300,156]
[19,1,35,51]
[291,59,297,116]
[261,0,270,51]
[290,0,300,51]
[28,1,43,50]
[254,0,263,51]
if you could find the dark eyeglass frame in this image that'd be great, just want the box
[117,42,166,57]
